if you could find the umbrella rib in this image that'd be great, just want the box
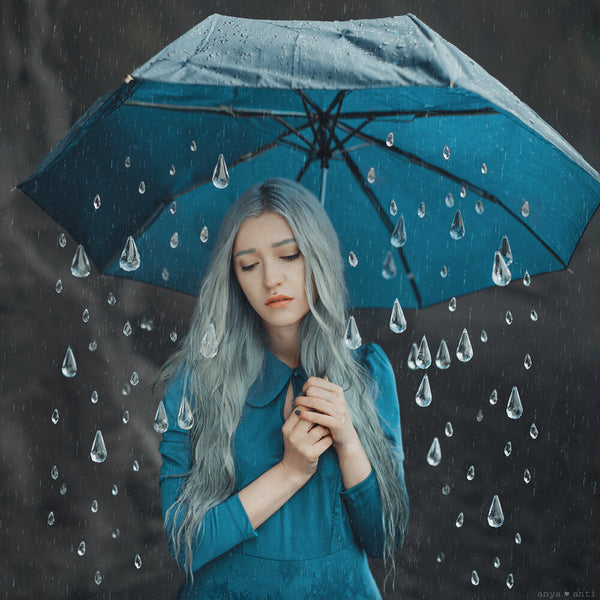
[337,107,500,120]
[338,123,567,268]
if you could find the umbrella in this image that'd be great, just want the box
[17,14,600,308]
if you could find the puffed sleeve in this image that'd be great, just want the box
[339,343,409,557]
[159,377,258,572]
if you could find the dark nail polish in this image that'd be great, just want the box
[294,409,301,415]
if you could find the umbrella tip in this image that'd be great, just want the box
[124,74,134,84]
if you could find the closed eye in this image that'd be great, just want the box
[281,252,301,261]
[240,263,258,272]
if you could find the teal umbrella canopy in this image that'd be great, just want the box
[18,14,600,308]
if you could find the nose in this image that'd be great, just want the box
[263,258,283,290]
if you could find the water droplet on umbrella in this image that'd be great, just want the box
[523,353,532,370]
[435,339,451,369]
[480,329,488,343]
[476,409,484,422]
[93,194,101,210]
[47,511,55,526]
[170,232,179,248]
[212,154,230,189]
[407,343,418,370]
[460,187,467,198]
[133,460,140,472]
[391,215,407,247]
[169,165,176,176]
[201,323,219,358]
[418,202,426,218]
[436,552,445,563]
[440,265,448,278]
[523,468,532,484]
[90,430,107,463]
[389,199,397,216]
[170,331,178,342]
[449,210,465,240]
[530,309,538,321]
[134,554,142,569]
[140,317,155,331]
[389,298,407,333]
[442,145,451,160]
[445,422,453,437]
[123,321,133,336]
[448,297,456,312]
[505,310,513,325]
[385,132,394,147]
[162,267,170,281]
[456,512,464,527]
[530,423,539,439]
[426,437,441,466]
[504,441,512,457]
[71,245,91,278]
[487,494,504,527]
[177,395,194,430]
[138,181,146,194]
[445,193,454,208]
[124,156,131,168]
[123,384,131,396]
[506,387,523,419]
[348,251,358,267]
[489,389,498,405]
[200,226,209,243]
[481,163,488,174]
[523,271,531,286]
[94,571,103,585]
[60,483,67,495]
[58,233,67,248]
[514,532,522,544]
[492,251,512,286]
[456,329,473,362]
[51,465,59,480]
[381,251,397,279]
[112,484,118,496]
[343,316,362,350]
[90,390,98,404]
[500,235,513,266]
[112,528,120,539]
[91,499,99,513]
[366,167,376,184]
[190,140,197,151]
[416,336,432,369]
[62,346,77,377]
[475,200,484,214]
[88,339,98,352]
[154,401,169,433]
[82,308,90,323]
[415,374,432,407]
[506,573,515,589]
[77,541,86,556]
[471,571,480,586]
[521,200,530,217]
[441,484,451,496]
[55,279,63,293]
[119,236,141,272]
[493,556,500,568]
[107,292,117,306]
[130,371,139,386]
[51,408,59,424]
[122,409,130,422]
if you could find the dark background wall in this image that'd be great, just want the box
[1,1,599,598]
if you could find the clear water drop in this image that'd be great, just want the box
[416,335,432,369]
[505,310,514,325]
[366,167,376,184]
[381,251,397,279]
[93,194,101,210]
[455,512,464,527]
[122,410,130,423]
[492,251,512,286]
[200,225,209,243]
[124,156,131,168]
[177,395,194,430]
[154,400,169,433]
[119,236,141,271]
[123,321,133,336]
[169,165,176,176]
[212,154,230,189]
[51,409,59,424]
[515,532,522,544]
[523,468,532,484]
[530,423,539,439]
[389,298,407,333]
[466,465,475,481]
[112,484,118,496]
[138,181,146,194]
[107,292,117,306]
[441,484,451,496]
[112,528,120,539]
[504,441,512,457]
[62,346,77,378]
[480,329,488,343]
[530,309,538,321]
[523,271,531,286]
[77,541,86,556]
[436,552,445,563]
[170,232,179,249]
[415,374,432,407]
[440,265,448,278]
[390,214,407,247]
[489,389,498,405]
[456,329,473,362]
[487,494,504,527]
[140,317,155,331]
[130,371,139,386]
[507,387,523,419]
[88,339,98,352]
[471,570,479,586]
[476,409,484,422]
[201,323,219,358]
[348,251,358,268]
[389,199,398,216]
[47,511,55,526]
[385,132,394,147]
[134,554,142,569]
[481,162,488,174]
[407,343,418,370]
[506,573,515,589]
[94,571,102,585]
[449,210,465,240]
[521,200,530,217]
[459,187,467,198]
[343,316,362,350]
[82,308,90,323]
[418,202,426,218]
[71,245,91,278]
[133,460,140,472]
[190,140,197,151]
[91,499,98,513]
[475,200,484,214]
[170,331,178,342]
[444,192,454,208]
[122,384,131,397]
[500,235,513,266]
[448,297,456,312]
[426,437,441,466]
[58,233,67,248]
[90,430,107,463]
[442,145,451,160]
[161,267,170,281]
[493,556,500,569]
[55,279,63,293]
[51,465,59,480]
[435,339,451,369]
[445,422,453,437]
[524,353,532,370]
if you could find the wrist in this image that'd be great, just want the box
[276,460,311,490]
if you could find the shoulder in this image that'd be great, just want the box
[352,342,395,383]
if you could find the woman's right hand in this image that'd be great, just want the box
[279,409,333,485]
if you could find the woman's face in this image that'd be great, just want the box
[232,211,311,340]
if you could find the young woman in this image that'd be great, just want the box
[157,178,409,599]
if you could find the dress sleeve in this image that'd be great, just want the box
[159,377,258,572]
[339,343,409,557]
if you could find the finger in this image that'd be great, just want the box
[294,395,332,415]
[302,376,339,395]
[292,409,318,433]
[296,408,337,430]
[312,434,334,456]
[307,424,331,441]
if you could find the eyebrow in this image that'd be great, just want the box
[234,238,296,258]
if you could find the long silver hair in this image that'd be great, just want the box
[158,178,408,581]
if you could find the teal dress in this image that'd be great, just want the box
[159,343,408,599]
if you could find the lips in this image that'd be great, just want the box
[266,294,293,307]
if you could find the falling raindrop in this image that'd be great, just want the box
[122,410,130,423]
[169,165,176,176]
[91,499,99,513]
[47,511,55,526]
[416,336,432,369]
[436,552,445,563]
[417,202,426,218]
[133,460,140,472]
[493,556,501,569]
[51,465,59,480]
[123,321,133,337]
[154,401,169,433]
[487,494,504,527]
[162,267,170,281]
[90,430,107,463]
[77,541,86,556]
[170,232,179,249]
[389,199,398,216]
[130,371,140,386]
[500,235,513,266]
[523,271,531,286]
[505,310,514,325]
[507,387,523,419]
[94,571,102,585]
[138,181,146,194]
[344,316,362,350]
[435,339,451,369]
[124,156,131,168]
[93,194,101,210]
[504,441,512,457]
[390,215,407,247]
[448,297,457,312]
[366,167,376,184]
[524,468,532,484]
[88,339,98,352]
[515,532,522,544]
[449,210,465,240]
[426,437,441,466]
[415,375,432,407]
[455,512,464,527]
[489,389,498,405]
[530,423,539,439]
[459,187,467,199]
[385,132,394,147]
[407,343,418,370]
[476,409,484,422]
[381,251,397,279]
[112,528,120,539]
[521,200,530,217]
[524,353,532,370]
[134,554,143,569]
[481,162,488,174]
[119,236,141,271]
[442,145,451,160]
[140,317,155,331]
[471,570,479,586]
[200,226,209,243]
[492,251,512,286]
[122,384,131,397]
[55,279,63,293]
[177,395,194,430]
[112,484,118,496]
[201,323,219,358]
[107,292,117,306]
[466,465,475,481]
[441,484,451,496]
[445,422,453,437]
[82,308,90,323]
[190,140,197,151]
[440,265,448,278]
[58,233,67,248]
[389,298,407,333]
[212,154,230,189]
[62,346,77,378]
[474,200,484,214]
[170,331,178,342]
[480,329,488,343]
[506,573,515,589]
[71,245,91,278]
[445,193,454,208]
[530,309,538,321]
[456,329,473,362]
[51,409,59,424]
[348,251,358,268]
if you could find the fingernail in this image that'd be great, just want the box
[294,409,301,415]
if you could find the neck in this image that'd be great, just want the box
[264,324,301,368]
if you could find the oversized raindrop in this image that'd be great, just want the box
[190,140,197,151]
[138,181,146,194]
[122,410,130,423]
[529,423,539,439]
[500,235,513,266]
[493,556,501,569]
[71,245,91,278]
[123,321,133,336]
[133,460,140,472]
[366,167,376,184]
[381,251,397,279]
[170,232,179,249]
[169,165,176,176]
[200,226,209,243]
[112,484,118,496]
[407,343,418,370]
[466,465,475,481]
[415,375,432,407]
[348,251,358,268]
[107,292,117,306]
[154,401,169,433]
[47,511,55,526]
[212,154,230,189]
[119,236,141,272]
[82,308,90,323]
[448,297,456,312]
[530,309,538,321]
[389,199,397,216]
[521,200,530,217]
[523,468,532,484]
[77,541,86,556]
[440,265,448,278]
[91,499,99,513]
[506,573,515,589]
[480,329,488,343]
[523,271,531,286]
[506,387,523,419]
[418,202,426,218]
[170,331,178,342]
[51,465,59,480]
[456,329,473,362]
[449,210,465,240]
[88,339,98,352]
[130,371,139,386]
[455,512,464,527]
[489,389,498,405]
[492,251,511,286]
[385,132,394,147]
[90,390,98,404]
[471,571,479,586]
[504,441,512,457]
[90,430,107,463]
[201,323,219,358]
[390,215,407,247]
[442,145,451,160]
[415,336,432,369]
[475,200,484,214]
[487,494,504,527]
[481,162,488,174]
[445,422,453,437]
[426,437,441,466]
[51,409,59,424]
[58,233,67,248]
[445,193,454,208]
[62,346,77,378]
[515,532,522,544]
[55,279,63,293]
[435,339,451,369]
[505,310,514,325]
[459,187,467,198]
[93,194,101,210]
[344,316,362,350]
[177,395,194,430]
[524,353,532,369]
[135,554,143,569]
[94,571,102,585]
[124,156,131,167]
[389,298,407,333]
